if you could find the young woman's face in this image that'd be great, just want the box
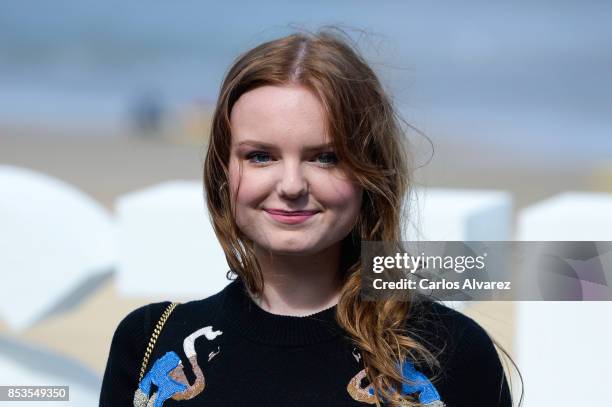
[228,84,363,256]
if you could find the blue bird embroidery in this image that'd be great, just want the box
[398,360,444,406]
[136,352,187,407]
[133,326,223,407]
[347,349,445,406]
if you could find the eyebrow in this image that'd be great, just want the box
[236,140,334,151]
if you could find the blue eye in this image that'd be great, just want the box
[246,152,271,164]
[316,152,338,165]
[245,151,338,165]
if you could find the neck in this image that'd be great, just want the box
[249,242,343,316]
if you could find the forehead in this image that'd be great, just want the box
[230,85,329,147]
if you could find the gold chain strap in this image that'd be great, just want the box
[138,302,180,383]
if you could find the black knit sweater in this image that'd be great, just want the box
[100,277,512,406]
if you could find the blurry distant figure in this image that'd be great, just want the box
[129,91,165,137]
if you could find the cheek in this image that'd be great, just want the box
[344,186,363,220]
[228,158,253,226]
[319,178,363,214]
[227,158,269,211]
[322,181,362,240]
[227,158,242,201]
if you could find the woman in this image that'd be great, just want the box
[100,29,515,407]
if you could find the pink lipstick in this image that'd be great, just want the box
[264,209,319,225]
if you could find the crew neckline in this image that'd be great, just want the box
[220,277,344,347]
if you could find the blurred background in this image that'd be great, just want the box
[1,0,611,405]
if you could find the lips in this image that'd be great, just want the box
[265,209,320,216]
[264,208,320,225]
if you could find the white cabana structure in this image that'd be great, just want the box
[0,165,116,331]
[405,188,513,241]
[115,181,230,298]
[516,191,612,406]
[403,188,513,313]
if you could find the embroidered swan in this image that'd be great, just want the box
[347,348,445,406]
[133,326,222,407]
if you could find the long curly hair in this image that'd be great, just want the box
[204,28,441,406]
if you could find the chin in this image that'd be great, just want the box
[259,240,322,256]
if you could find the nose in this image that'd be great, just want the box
[277,160,308,199]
